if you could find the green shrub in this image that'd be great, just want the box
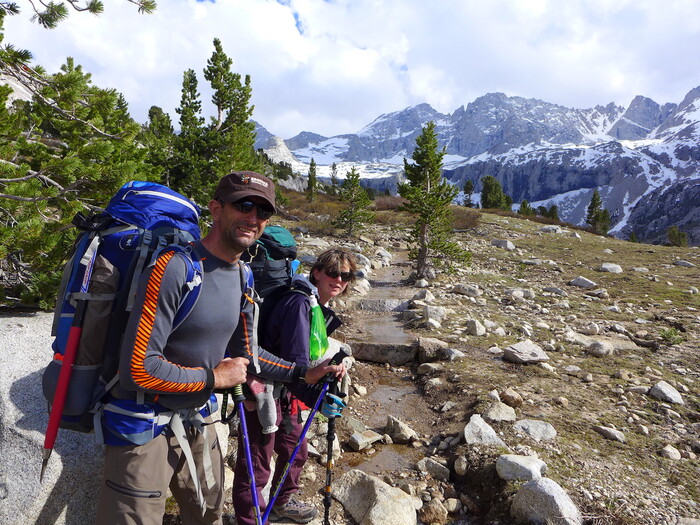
[659,328,683,345]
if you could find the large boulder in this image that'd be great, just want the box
[511,477,583,525]
[333,469,420,525]
[1,312,102,525]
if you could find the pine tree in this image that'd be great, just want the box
[480,175,510,210]
[139,105,175,183]
[398,121,470,278]
[307,158,317,202]
[462,180,475,207]
[519,200,535,215]
[210,39,260,175]
[204,38,236,132]
[547,204,560,221]
[169,69,208,198]
[329,162,339,196]
[0,58,156,306]
[586,189,603,226]
[628,231,639,243]
[332,166,374,236]
[168,39,261,203]
[586,189,611,234]
[667,225,688,247]
[0,1,156,28]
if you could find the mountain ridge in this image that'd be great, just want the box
[255,86,700,246]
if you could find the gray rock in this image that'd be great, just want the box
[660,444,682,460]
[543,286,569,296]
[424,304,447,323]
[417,336,449,363]
[564,330,642,352]
[492,239,516,251]
[440,347,465,361]
[466,319,486,336]
[412,289,435,302]
[416,457,450,481]
[600,263,623,273]
[453,455,468,476]
[514,420,557,442]
[334,469,420,525]
[418,498,448,525]
[511,477,583,525]
[338,416,368,436]
[674,259,696,268]
[649,380,685,405]
[1,313,103,525]
[385,415,419,444]
[451,284,482,297]
[503,340,550,364]
[358,298,410,312]
[569,276,597,289]
[350,341,417,366]
[593,425,626,443]
[539,225,564,234]
[586,340,615,357]
[349,430,384,451]
[463,414,508,448]
[482,401,517,423]
[496,454,547,481]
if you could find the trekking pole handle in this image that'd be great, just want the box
[232,384,246,402]
[323,348,349,383]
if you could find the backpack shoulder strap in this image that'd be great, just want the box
[239,261,260,373]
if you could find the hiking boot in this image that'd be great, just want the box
[269,497,318,523]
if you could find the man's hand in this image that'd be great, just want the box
[305,359,346,384]
[213,357,249,389]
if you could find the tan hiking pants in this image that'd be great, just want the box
[96,421,224,525]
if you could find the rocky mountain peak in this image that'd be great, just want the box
[255,86,700,246]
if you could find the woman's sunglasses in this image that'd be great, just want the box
[325,269,354,282]
[231,200,274,220]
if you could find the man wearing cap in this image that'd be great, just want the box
[96,172,344,525]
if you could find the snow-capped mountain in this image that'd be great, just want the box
[255,86,700,245]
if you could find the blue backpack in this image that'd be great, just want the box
[42,181,205,434]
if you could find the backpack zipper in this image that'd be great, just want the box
[124,190,199,217]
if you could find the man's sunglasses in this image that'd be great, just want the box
[325,269,354,282]
[230,200,274,220]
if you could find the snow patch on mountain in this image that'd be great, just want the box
[258,86,700,244]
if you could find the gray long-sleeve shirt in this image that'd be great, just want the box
[117,241,305,410]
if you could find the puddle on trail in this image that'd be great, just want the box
[338,252,430,480]
[365,382,421,428]
[355,314,414,345]
[369,263,412,289]
[339,445,423,477]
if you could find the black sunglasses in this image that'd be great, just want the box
[325,269,354,282]
[230,200,274,220]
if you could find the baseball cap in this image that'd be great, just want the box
[214,171,276,212]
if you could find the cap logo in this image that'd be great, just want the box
[239,175,251,184]
[250,177,269,188]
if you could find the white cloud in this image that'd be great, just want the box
[2,0,699,139]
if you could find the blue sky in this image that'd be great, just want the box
[3,0,700,138]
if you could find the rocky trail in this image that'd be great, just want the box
[3,212,700,525]
[267,216,700,525]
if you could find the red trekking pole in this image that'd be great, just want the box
[41,244,98,481]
